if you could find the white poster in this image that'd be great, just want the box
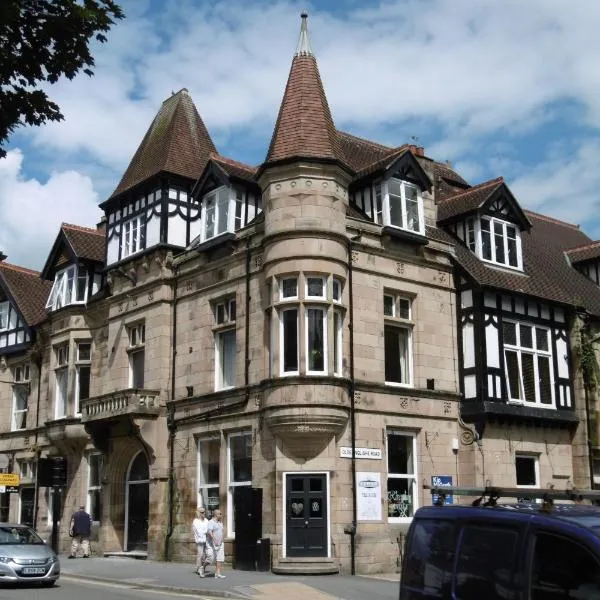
[357,472,382,521]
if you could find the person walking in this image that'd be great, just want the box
[192,507,209,577]
[69,504,92,558]
[206,509,226,578]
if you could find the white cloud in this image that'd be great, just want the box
[0,150,101,270]
[6,0,600,265]
[509,139,600,237]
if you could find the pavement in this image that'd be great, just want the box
[59,555,399,600]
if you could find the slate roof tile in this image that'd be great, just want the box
[0,262,51,327]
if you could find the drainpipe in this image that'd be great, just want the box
[32,353,43,527]
[165,262,179,561]
[245,236,252,395]
[347,236,358,576]
[580,313,596,489]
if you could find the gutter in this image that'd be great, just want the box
[33,352,43,526]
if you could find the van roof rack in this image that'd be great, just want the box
[423,484,600,510]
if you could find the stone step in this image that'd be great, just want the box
[103,551,148,560]
[272,557,339,575]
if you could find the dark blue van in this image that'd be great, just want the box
[400,501,600,599]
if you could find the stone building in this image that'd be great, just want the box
[0,14,599,576]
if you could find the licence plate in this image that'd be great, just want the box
[22,567,46,575]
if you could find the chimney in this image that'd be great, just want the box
[96,215,107,235]
[408,145,425,157]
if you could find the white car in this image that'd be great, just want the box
[0,524,60,586]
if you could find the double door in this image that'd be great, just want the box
[286,474,327,557]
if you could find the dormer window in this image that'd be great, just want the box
[122,215,144,258]
[201,186,244,243]
[355,178,425,236]
[0,301,8,330]
[456,216,523,270]
[46,265,91,310]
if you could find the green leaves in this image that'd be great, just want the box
[0,0,124,157]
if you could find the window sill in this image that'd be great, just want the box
[385,381,413,388]
[382,226,428,246]
[192,232,236,252]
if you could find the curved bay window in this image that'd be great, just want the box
[273,273,344,378]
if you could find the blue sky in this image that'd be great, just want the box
[3,0,600,268]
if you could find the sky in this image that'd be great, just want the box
[3,0,600,269]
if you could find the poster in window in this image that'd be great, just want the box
[357,472,381,521]
[431,475,453,505]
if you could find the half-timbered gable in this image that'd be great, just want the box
[0,257,51,355]
[439,177,532,271]
[41,223,105,311]
[189,156,261,248]
[566,241,600,286]
[100,89,217,266]
[441,189,600,431]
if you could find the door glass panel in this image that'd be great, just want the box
[310,498,322,518]
[309,478,322,492]
[291,478,303,492]
[290,498,305,517]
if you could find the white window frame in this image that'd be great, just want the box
[0,301,8,330]
[227,431,252,538]
[54,344,69,419]
[305,276,326,300]
[46,264,90,310]
[215,328,236,390]
[121,215,144,258]
[11,384,28,431]
[215,297,236,325]
[503,320,555,408]
[279,307,299,376]
[200,185,245,243]
[515,453,540,488]
[384,293,413,387]
[387,431,418,523]
[305,306,327,375]
[197,436,221,517]
[75,342,91,416]
[332,279,342,303]
[87,452,103,522]
[127,323,145,388]
[333,309,343,376]
[477,215,523,270]
[279,277,298,301]
[380,178,425,235]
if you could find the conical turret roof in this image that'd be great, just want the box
[110,89,217,198]
[264,14,342,167]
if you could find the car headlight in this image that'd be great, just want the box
[0,557,12,563]
[50,554,58,563]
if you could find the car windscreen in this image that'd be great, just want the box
[0,526,45,545]
[556,515,600,535]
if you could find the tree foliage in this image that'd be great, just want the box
[0,0,124,157]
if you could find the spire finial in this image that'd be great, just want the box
[295,12,312,56]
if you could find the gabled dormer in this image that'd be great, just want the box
[100,89,217,266]
[41,223,105,312]
[565,242,600,286]
[349,148,432,239]
[190,156,261,247]
[0,255,51,355]
[438,177,532,271]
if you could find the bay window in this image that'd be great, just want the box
[306,307,326,374]
[503,321,554,407]
[201,186,245,242]
[281,308,299,375]
[46,265,96,310]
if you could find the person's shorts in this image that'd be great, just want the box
[206,544,224,563]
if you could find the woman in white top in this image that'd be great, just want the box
[207,509,226,578]
[191,507,209,577]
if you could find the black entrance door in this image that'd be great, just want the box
[286,474,327,557]
[126,452,149,552]
[233,487,262,570]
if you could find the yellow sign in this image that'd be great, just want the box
[0,473,19,487]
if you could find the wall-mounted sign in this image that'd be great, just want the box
[0,486,19,494]
[340,447,382,460]
[357,472,382,521]
[431,475,453,505]
[0,473,19,487]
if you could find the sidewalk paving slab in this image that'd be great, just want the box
[59,555,399,600]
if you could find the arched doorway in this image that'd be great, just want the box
[125,451,149,552]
